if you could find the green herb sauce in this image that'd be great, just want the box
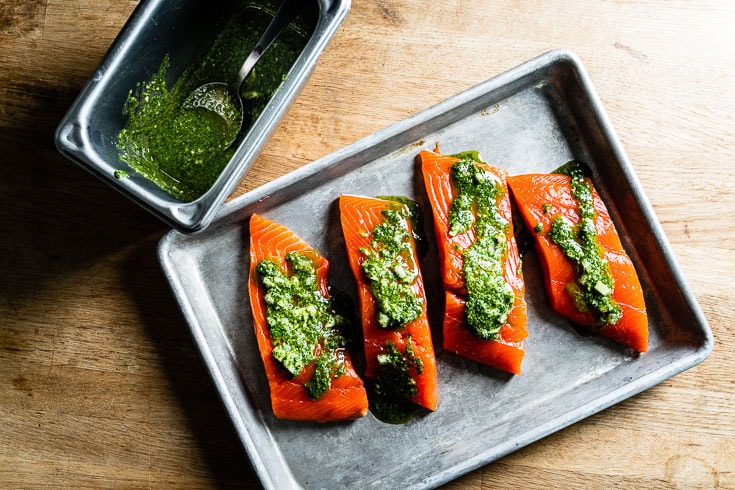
[448,152,515,340]
[370,337,424,424]
[548,161,622,326]
[117,2,313,201]
[376,195,427,258]
[256,251,348,400]
[359,202,424,329]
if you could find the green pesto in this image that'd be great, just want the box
[370,337,424,424]
[376,195,427,258]
[548,161,622,326]
[256,251,348,400]
[116,2,312,201]
[448,152,515,340]
[359,202,424,329]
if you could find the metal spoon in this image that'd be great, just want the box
[182,0,303,148]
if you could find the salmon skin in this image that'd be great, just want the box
[507,162,648,352]
[339,194,438,422]
[419,145,528,375]
[248,213,368,422]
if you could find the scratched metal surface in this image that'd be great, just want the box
[158,50,713,490]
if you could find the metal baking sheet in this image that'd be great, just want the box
[158,49,713,489]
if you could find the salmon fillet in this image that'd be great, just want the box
[419,145,528,374]
[248,213,369,422]
[507,170,648,352]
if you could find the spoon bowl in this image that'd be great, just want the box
[182,82,244,146]
[182,0,303,148]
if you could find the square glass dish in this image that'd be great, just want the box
[55,0,350,232]
[158,50,713,489]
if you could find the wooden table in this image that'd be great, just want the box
[2,1,734,488]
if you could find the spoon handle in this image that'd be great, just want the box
[231,0,304,91]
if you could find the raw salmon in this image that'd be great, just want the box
[339,194,438,413]
[419,145,528,375]
[507,168,648,352]
[248,213,369,422]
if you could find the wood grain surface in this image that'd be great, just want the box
[2,0,734,488]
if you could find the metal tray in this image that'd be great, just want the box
[55,0,350,233]
[158,49,713,489]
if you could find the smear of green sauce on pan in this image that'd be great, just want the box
[117,2,313,201]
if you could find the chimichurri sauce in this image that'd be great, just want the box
[370,337,424,424]
[359,202,424,329]
[549,161,622,326]
[448,152,515,340]
[117,1,314,201]
[256,251,349,400]
[376,195,428,258]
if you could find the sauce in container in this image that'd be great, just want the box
[117,1,315,201]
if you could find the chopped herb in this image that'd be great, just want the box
[448,152,515,340]
[548,161,622,326]
[359,203,424,329]
[376,195,427,258]
[256,251,349,399]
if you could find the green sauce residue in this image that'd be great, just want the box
[117,2,313,201]
[256,251,348,400]
[548,161,622,326]
[370,337,424,424]
[359,202,424,329]
[448,152,514,340]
